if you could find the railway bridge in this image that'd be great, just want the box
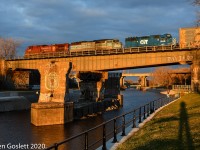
[120,70,191,87]
[121,73,152,87]
[1,47,200,126]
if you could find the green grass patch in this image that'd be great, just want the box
[117,93,200,150]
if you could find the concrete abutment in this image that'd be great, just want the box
[191,60,200,92]
[31,61,74,126]
[31,102,73,126]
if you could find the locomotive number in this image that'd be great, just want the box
[167,55,193,62]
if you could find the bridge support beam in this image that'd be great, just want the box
[104,73,123,105]
[139,76,147,87]
[120,76,125,87]
[191,61,200,93]
[78,71,108,102]
[0,59,6,77]
[31,61,74,126]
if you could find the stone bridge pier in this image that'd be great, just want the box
[77,71,108,102]
[31,61,73,126]
[139,76,148,87]
[120,76,125,87]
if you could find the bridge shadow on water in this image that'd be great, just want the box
[132,101,194,150]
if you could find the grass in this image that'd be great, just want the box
[117,93,200,150]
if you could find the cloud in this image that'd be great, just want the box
[0,0,198,55]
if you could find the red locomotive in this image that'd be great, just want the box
[24,39,122,58]
[24,43,70,58]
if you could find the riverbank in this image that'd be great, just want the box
[116,93,200,149]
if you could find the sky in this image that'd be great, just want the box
[0,0,199,56]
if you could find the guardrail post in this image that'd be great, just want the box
[84,132,88,150]
[165,97,167,105]
[160,98,162,107]
[168,97,170,103]
[156,99,159,109]
[163,98,165,106]
[54,143,58,150]
[163,98,166,106]
[143,105,146,119]
[147,103,150,117]
[121,115,126,136]
[112,119,118,143]
[153,100,155,111]
[102,124,107,150]
[151,101,155,113]
[150,102,152,114]
[138,107,142,123]
[132,110,136,128]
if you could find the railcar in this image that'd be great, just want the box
[70,41,96,52]
[94,39,123,50]
[70,39,123,52]
[125,34,176,48]
[24,43,70,58]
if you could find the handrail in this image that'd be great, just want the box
[45,95,179,150]
[5,46,199,61]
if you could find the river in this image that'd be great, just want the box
[0,88,164,149]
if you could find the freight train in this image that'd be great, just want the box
[24,27,199,58]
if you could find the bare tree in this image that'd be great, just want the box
[172,68,191,85]
[0,37,21,59]
[151,67,173,88]
[125,79,134,85]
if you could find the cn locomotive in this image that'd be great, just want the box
[125,34,176,48]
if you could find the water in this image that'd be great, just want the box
[0,88,164,149]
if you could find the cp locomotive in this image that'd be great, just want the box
[24,43,70,58]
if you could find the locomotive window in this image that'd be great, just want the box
[132,37,137,41]
[153,35,160,39]
[141,36,149,39]
[113,40,119,42]
[160,38,166,42]
[166,34,172,37]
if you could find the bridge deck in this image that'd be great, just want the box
[6,46,199,60]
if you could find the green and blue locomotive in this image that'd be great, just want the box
[125,34,176,48]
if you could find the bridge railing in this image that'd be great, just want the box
[172,85,191,92]
[6,46,199,60]
[45,95,178,150]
